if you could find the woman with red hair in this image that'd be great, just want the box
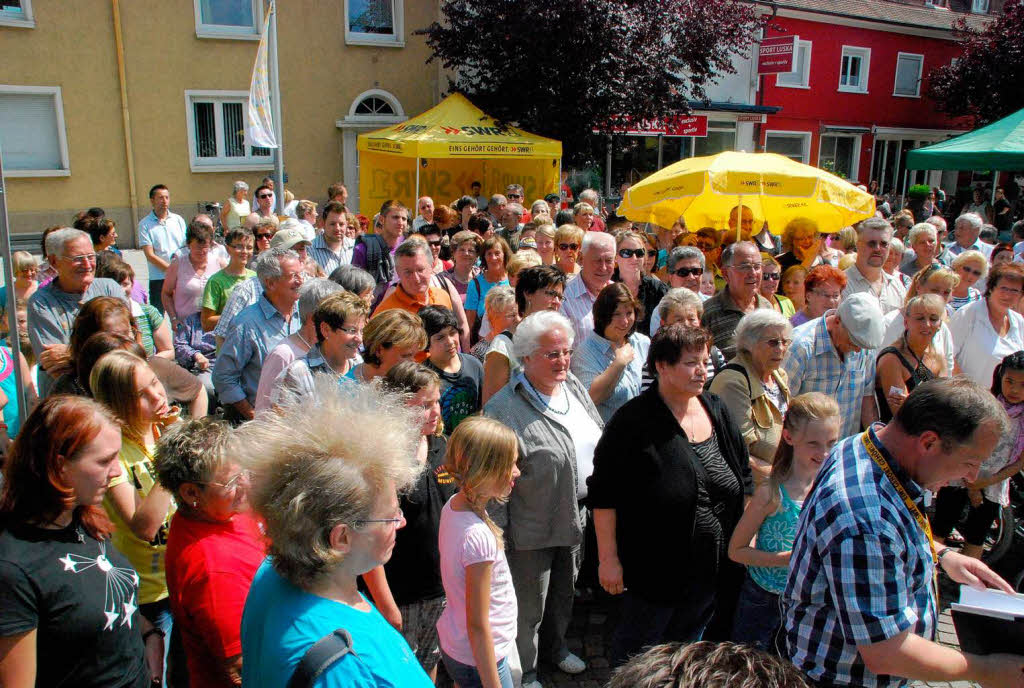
[790,265,848,328]
[0,396,149,687]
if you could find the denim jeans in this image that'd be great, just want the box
[731,572,784,654]
[440,650,514,688]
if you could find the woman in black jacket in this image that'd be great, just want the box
[589,323,752,667]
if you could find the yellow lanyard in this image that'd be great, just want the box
[861,431,939,609]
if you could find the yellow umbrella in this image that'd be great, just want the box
[617,151,876,237]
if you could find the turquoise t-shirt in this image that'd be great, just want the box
[749,484,802,595]
[0,346,21,438]
[464,273,510,316]
[241,559,433,688]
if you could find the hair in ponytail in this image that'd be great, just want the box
[769,392,840,503]
[444,416,518,548]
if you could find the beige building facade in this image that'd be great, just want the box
[0,0,440,245]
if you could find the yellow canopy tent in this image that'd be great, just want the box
[357,93,562,216]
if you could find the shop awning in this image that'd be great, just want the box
[905,108,1024,170]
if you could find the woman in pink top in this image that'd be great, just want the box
[162,221,226,332]
[437,417,520,688]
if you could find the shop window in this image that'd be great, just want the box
[819,135,858,180]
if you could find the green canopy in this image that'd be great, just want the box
[905,108,1024,170]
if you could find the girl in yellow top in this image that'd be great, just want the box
[93,350,179,682]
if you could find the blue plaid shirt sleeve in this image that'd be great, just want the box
[823,530,922,646]
[783,338,808,397]
[212,322,253,405]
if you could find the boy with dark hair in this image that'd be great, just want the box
[419,305,482,434]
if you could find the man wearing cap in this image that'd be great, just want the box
[783,292,885,438]
[272,218,320,279]
[308,201,352,274]
[545,193,561,218]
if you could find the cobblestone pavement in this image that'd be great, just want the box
[437,571,990,688]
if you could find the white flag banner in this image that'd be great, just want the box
[247,1,278,149]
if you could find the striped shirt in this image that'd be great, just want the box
[559,274,609,346]
[700,287,773,361]
[308,234,353,275]
[783,315,875,438]
[783,425,937,688]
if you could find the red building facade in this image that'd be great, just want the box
[757,0,992,195]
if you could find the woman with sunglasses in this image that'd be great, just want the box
[758,254,795,318]
[155,418,264,688]
[554,224,583,276]
[613,231,667,336]
[949,250,987,312]
[249,217,278,268]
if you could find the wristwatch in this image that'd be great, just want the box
[936,546,954,562]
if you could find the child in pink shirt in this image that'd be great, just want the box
[437,417,520,688]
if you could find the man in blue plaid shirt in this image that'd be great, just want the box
[783,378,1024,688]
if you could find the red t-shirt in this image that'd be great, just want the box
[165,511,266,688]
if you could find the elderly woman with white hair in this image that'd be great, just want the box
[709,310,792,485]
[237,378,434,686]
[901,222,940,277]
[642,288,727,391]
[882,236,912,289]
[484,310,603,685]
[221,180,251,230]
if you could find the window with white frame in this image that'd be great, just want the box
[345,0,403,46]
[0,0,33,27]
[185,91,273,172]
[0,86,69,176]
[894,53,924,97]
[194,0,260,38]
[972,0,989,12]
[839,46,870,93]
[765,132,811,163]
[818,134,859,180]
[776,40,811,89]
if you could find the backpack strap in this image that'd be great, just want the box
[286,628,356,688]
[719,362,751,395]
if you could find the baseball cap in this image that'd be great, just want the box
[519,237,537,249]
[544,193,561,204]
[271,222,309,251]
[836,292,885,350]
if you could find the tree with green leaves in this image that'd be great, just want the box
[417,0,765,165]
[927,0,1024,124]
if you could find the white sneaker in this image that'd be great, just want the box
[557,652,587,674]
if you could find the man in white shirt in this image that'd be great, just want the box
[138,183,187,315]
[842,218,906,315]
[412,196,434,233]
[947,212,994,261]
[560,232,615,344]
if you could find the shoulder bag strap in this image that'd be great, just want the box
[286,628,356,688]
[719,362,751,395]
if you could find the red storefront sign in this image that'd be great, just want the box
[758,35,797,74]
[597,114,708,137]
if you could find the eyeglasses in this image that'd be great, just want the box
[762,337,792,348]
[762,273,781,281]
[542,289,564,301]
[66,253,97,266]
[541,348,574,361]
[618,248,646,259]
[199,469,251,490]
[997,284,1023,296]
[334,324,361,335]
[558,243,579,251]
[673,267,703,278]
[729,262,763,273]
[811,290,842,301]
[355,507,404,527]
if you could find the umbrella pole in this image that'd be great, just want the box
[415,157,421,206]
[737,194,744,243]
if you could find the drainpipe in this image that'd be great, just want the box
[112,0,139,233]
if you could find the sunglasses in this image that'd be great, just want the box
[257,194,273,199]
[673,267,703,278]
[618,248,646,259]
[427,239,442,246]
[256,233,273,240]
[647,249,659,257]
[762,273,781,281]
[559,243,579,251]
[507,193,522,199]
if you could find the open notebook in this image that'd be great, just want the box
[950,586,1024,655]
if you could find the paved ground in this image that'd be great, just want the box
[435,562,1021,688]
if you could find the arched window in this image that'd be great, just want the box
[354,96,395,116]
[347,90,404,120]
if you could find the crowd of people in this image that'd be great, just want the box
[3,175,1024,688]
